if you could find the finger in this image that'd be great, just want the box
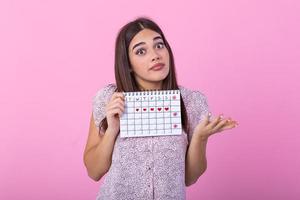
[201,112,211,126]
[106,98,125,110]
[219,120,238,131]
[207,114,223,129]
[110,92,125,101]
[110,98,125,107]
[211,119,228,133]
[107,108,123,118]
[219,124,235,131]
[225,119,238,127]
[107,98,125,109]
[107,103,125,113]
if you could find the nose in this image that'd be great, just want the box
[152,57,159,62]
[151,50,161,62]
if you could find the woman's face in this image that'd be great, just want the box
[128,28,170,90]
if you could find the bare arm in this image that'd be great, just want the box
[83,91,124,181]
[185,134,208,186]
[185,113,238,186]
[83,114,117,181]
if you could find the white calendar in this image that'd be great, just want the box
[120,90,182,138]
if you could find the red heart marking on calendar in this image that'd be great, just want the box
[164,107,169,111]
[173,112,177,116]
[136,108,139,112]
[158,107,162,111]
[143,108,147,111]
[172,96,176,100]
[173,124,178,128]
[150,108,154,111]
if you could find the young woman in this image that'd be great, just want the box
[83,17,238,200]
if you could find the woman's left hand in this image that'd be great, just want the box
[194,113,238,141]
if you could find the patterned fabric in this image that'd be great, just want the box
[92,83,210,200]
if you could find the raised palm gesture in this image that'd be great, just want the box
[194,113,238,140]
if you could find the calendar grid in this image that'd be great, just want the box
[120,90,182,138]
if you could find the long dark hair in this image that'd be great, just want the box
[100,17,190,135]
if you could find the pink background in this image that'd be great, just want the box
[1,0,299,199]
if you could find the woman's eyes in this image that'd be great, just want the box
[136,49,146,55]
[135,42,165,55]
[156,42,165,49]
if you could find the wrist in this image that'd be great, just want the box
[105,127,119,139]
[194,132,209,143]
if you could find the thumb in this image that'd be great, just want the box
[200,112,211,126]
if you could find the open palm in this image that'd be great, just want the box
[194,113,238,140]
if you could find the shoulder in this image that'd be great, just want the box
[92,83,117,127]
[92,83,117,109]
[178,85,210,121]
[178,85,210,141]
[178,85,208,104]
[93,83,117,102]
[94,83,117,97]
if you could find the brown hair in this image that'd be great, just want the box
[99,17,190,135]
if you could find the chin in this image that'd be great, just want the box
[150,73,168,82]
[151,70,169,80]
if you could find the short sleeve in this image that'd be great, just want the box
[186,91,210,143]
[92,84,117,129]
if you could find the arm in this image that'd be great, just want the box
[185,92,209,186]
[185,113,238,186]
[185,133,208,186]
[83,114,117,181]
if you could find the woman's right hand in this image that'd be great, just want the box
[105,92,125,136]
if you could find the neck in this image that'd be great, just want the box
[137,81,162,90]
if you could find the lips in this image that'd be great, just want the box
[150,63,165,71]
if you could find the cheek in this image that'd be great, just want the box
[129,54,141,68]
[131,57,148,73]
[164,52,171,72]
[162,50,170,62]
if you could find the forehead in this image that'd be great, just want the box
[129,29,162,46]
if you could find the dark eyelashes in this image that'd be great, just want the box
[135,42,165,55]
[156,42,165,48]
[135,49,146,55]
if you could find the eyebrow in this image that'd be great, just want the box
[132,36,163,51]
